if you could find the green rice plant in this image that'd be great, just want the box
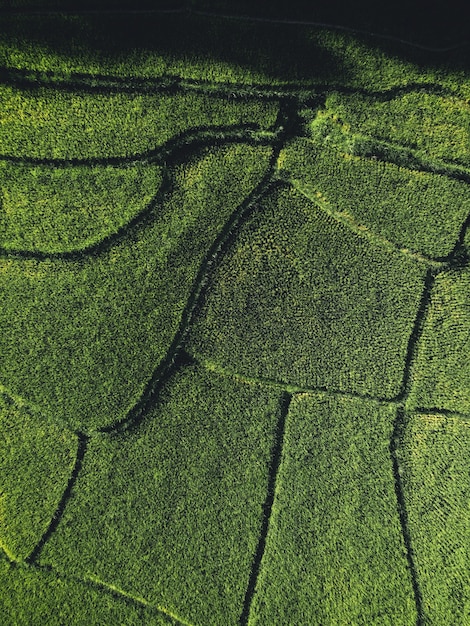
[325,91,470,167]
[0,394,77,561]
[0,559,172,625]
[407,268,470,414]
[38,363,283,626]
[398,413,470,625]
[186,183,425,398]
[0,85,278,159]
[278,118,470,259]
[250,394,416,626]
[0,162,163,253]
[0,143,272,431]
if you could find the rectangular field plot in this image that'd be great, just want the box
[186,183,424,399]
[408,268,470,415]
[38,363,283,626]
[399,413,470,625]
[249,394,416,625]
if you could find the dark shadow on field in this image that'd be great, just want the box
[0,12,348,85]
[0,4,469,92]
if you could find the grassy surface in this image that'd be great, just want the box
[0,143,272,431]
[38,363,282,626]
[250,394,416,625]
[0,162,163,253]
[1,8,470,626]
[399,413,470,625]
[186,183,424,398]
[0,394,77,560]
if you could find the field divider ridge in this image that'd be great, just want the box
[192,353,399,405]
[390,406,424,625]
[25,433,88,565]
[287,180,446,269]
[239,391,291,626]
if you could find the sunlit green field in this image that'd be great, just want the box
[1,4,470,625]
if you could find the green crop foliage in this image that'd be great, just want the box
[407,269,470,414]
[399,413,470,625]
[0,394,77,560]
[0,85,278,159]
[0,143,272,431]
[0,162,163,253]
[0,559,172,625]
[250,394,417,625]
[279,119,470,259]
[325,91,470,168]
[38,363,282,626]
[186,183,425,398]
[2,8,470,625]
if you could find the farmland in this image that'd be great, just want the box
[1,4,470,626]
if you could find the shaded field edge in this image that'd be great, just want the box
[25,432,88,564]
[239,391,291,626]
[0,9,468,53]
[390,407,424,626]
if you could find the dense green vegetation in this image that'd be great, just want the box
[0,143,272,431]
[250,394,416,625]
[0,559,174,625]
[39,364,282,626]
[325,91,470,168]
[407,268,470,414]
[2,6,470,625]
[0,162,163,253]
[187,183,424,398]
[0,394,77,560]
[0,85,278,159]
[399,413,470,624]
[278,117,470,259]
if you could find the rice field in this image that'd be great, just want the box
[1,4,470,625]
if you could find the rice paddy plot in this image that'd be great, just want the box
[186,183,425,398]
[0,85,279,159]
[0,394,77,561]
[398,413,470,625]
[0,143,272,432]
[38,363,283,626]
[249,394,416,626]
[407,268,470,415]
[0,559,173,626]
[325,91,470,168]
[0,161,163,253]
[278,121,470,259]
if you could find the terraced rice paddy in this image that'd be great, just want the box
[1,4,470,625]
